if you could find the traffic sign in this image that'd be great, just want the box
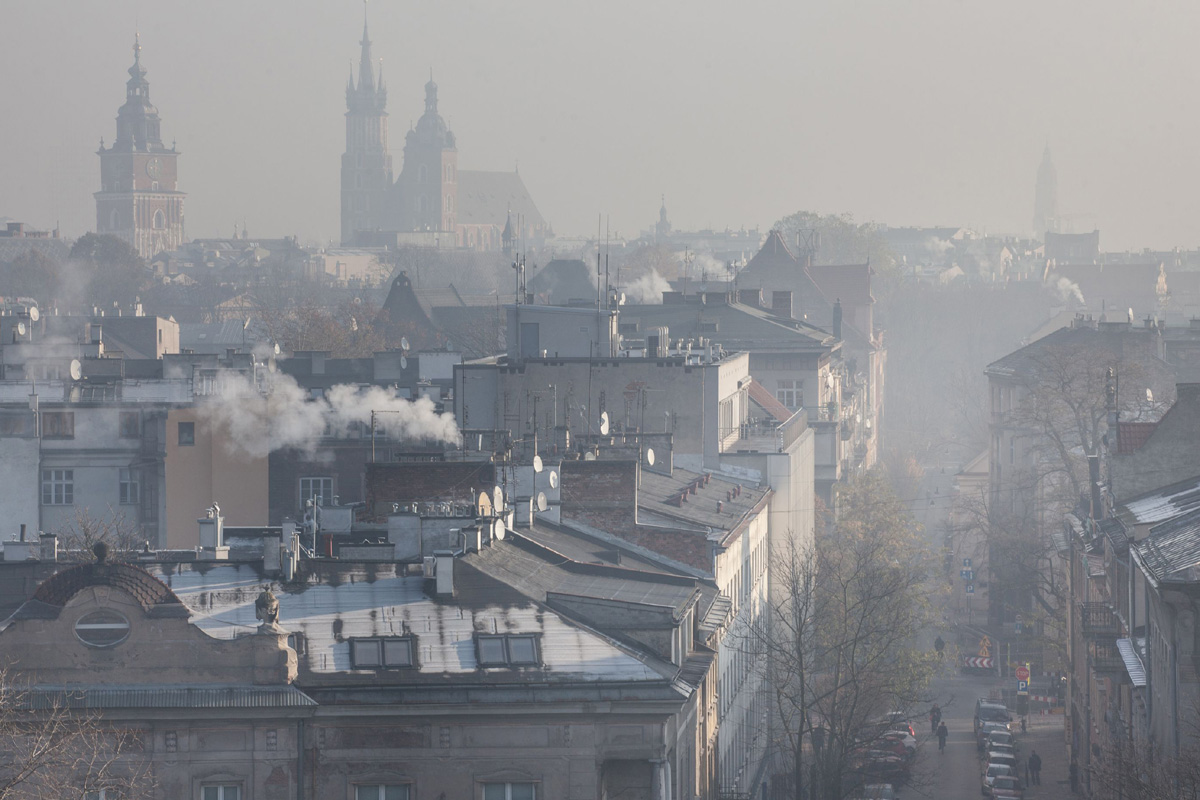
[960,569,968,578]
[978,636,991,658]
[1015,666,1030,681]
[963,570,974,581]
[966,584,975,594]
[1017,680,1029,694]
[1015,619,1023,634]
[963,558,972,567]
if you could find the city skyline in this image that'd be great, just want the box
[3,1,1200,250]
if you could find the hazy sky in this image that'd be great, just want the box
[3,1,1199,251]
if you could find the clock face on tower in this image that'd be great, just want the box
[146,158,162,179]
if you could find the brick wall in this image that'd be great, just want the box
[365,462,497,516]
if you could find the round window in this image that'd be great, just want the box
[74,609,131,648]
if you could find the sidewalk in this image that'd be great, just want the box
[1016,712,1067,797]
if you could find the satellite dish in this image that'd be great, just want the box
[400,356,408,369]
[584,451,597,461]
[548,470,559,489]
[536,492,548,512]
[532,455,544,473]
[28,307,39,322]
[69,359,82,381]
[16,322,26,337]
[618,292,626,305]
[646,447,656,466]
[493,518,506,541]
[400,336,410,351]
[599,411,610,436]
[493,486,504,512]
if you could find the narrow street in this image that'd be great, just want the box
[915,667,1068,800]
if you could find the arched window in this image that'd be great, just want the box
[153,209,166,230]
[109,209,120,230]
[445,196,454,213]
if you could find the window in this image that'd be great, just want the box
[75,608,131,648]
[356,787,410,800]
[119,468,140,505]
[178,421,195,446]
[119,410,141,438]
[776,379,802,409]
[202,787,240,800]
[351,637,415,669]
[483,783,535,800]
[476,634,540,667]
[300,477,333,507]
[41,469,73,505]
[41,411,75,438]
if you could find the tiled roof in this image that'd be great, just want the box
[32,562,185,613]
[1133,508,1200,584]
[1119,475,1200,526]
[746,378,793,423]
[1116,421,1158,454]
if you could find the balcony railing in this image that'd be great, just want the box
[1089,638,1125,673]
[1081,602,1120,637]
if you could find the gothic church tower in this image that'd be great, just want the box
[341,16,392,245]
[95,35,185,260]
[1033,146,1058,238]
[394,76,457,236]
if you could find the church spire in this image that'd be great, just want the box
[358,13,374,92]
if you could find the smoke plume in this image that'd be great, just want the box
[201,370,460,459]
[1052,275,1085,305]
[625,269,672,304]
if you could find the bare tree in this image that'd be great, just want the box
[0,670,153,800]
[756,470,938,800]
[55,507,144,563]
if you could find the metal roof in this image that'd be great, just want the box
[1116,639,1147,687]
[1132,508,1200,585]
[15,685,316,710]
[1120,475,1200,526]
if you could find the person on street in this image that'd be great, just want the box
[937,721,948,753]
[934,635,945,658]
[930,704,941,734]
[1028,750,1042,785]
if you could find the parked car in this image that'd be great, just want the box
[977,721,1010,750]
[985,742,1016,760]
[989,776,1023,799]
[878,730,918,754]
[981,763,1016,795]
[974,700,1012,736]
[853,750,911,782]
[872,712,916,737]
[985,751,1018,773]
[986,730,1017,751]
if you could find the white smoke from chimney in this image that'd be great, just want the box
[625,269,672,304]
[200,371,460,458]
[1052,275,1085,305]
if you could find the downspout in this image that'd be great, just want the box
[296,719,305,800]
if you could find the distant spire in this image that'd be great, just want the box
[424,71,439,114]
[358,8,374,91]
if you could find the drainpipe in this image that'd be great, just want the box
[296,719,305,800]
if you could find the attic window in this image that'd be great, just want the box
[351,637,415,669]
[75,609,131,648]
[477,634,540,667]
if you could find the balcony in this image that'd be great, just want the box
[1080,602,1120,637]
[1089,638,1125,673]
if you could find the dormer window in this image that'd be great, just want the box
[476,634,540,667]
[351,637,415,669]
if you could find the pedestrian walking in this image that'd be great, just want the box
[930,703,941,734]
[937,721,948,753]
[1029,749,1042,785]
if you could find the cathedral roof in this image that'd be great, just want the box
[457,171,546,229]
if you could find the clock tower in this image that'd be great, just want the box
[95,35,185,260]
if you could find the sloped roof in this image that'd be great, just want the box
[18,685,316,710]
[807,263,874,306]
[747,378,793,423]
[32,561,185,613]
[457,170,546,229]
[1133,507,1200,584]
[1119,474,1200,526]
[1116,421,1159,454]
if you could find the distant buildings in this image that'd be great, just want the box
[340,19,547,251]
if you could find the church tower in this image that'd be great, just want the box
[1033,146,1058,238]
[341,16,393,245]
[394,75,457,236]
[95,35,185,260]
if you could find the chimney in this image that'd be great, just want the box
[833,299,843,339]
[434,550,455,595]
[91,323,103,344]
[197,505,229,560]
[738,289,764,308]
[39,532,58,562]
[771,291,793,319]
[19,524,26,542]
